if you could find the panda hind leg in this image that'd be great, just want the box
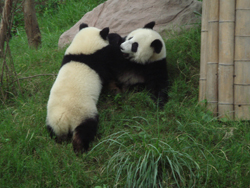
[72,115,99,154]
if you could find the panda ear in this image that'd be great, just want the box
[108,33,123,46]
[143,21,155,29]
[79,23,88,30]
[151,39,162,54]
[100,27,110,40]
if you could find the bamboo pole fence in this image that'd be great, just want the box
[199,0,208,102]
[199,0,250,120]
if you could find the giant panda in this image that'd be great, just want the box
[116,21,168,107]
[46,23,121,153]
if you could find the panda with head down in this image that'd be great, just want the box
[113,21,168,107]
[46,23,121,153]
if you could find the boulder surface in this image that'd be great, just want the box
[58,0,202,48]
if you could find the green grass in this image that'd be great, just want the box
[1,0,250,187]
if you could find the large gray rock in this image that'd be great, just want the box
[58,0,202,48]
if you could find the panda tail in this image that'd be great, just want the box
[72,114,99,153]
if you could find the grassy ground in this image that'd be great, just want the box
[1,0,250,187]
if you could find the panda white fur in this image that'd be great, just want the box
[117,21,168,107]
[46,23,121,153]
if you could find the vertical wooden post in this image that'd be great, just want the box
[234,0,250,119]
[23,0,41,49]
[199,0,208,103]
[0,0,12,57]
[218,0,235,119]
[206,0,219,115]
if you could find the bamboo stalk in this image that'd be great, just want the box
[234,0,250,120]
[218,0,235,119]
[199,0,209,103]
[206,0,219,115]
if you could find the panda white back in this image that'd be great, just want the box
[47,62,101,135]
[46,23,120,153]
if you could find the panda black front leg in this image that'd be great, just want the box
[146,82,168,109]
[157,88,169,108]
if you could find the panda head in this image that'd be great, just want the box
[65,23,110,55]
[120,21,166,64]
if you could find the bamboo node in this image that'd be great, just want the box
[218,63,234,66]
[234,83,250,86]
[207,101,218,104]
[207,62,218,64]
[234,60,250,62]
[235,35,250,37]
[236,9,250,10]
[234,103,250,106]
[218,103,234,105]
[219,21,235,23]
[208,20,219,23]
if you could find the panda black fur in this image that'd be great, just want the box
[46,23,121,153]
[117,21,168,107]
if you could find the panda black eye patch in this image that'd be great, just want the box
[131,42,138,52]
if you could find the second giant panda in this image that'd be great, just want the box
[46,23,121,153]
[117,21,168,107]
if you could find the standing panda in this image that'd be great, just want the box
[117,21,168,107]
[46,23,121,153]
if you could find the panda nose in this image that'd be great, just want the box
[120,46,124,51]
